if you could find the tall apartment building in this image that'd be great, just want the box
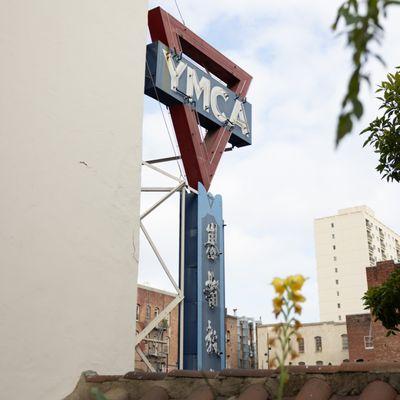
[315,206,400,322]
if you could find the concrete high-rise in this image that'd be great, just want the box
[314,206,400,322]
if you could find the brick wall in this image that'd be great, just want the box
[135,285,179,372]
[225,314,238,369]
[347,260,400,362]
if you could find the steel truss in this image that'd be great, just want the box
[136,161,191,371]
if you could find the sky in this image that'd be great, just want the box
[139,0,400,324]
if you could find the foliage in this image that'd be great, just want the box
[332,0,400,144]
[363,267,400,336]
[361,67,400,182]
[90,387,109,400]
[270,275,306,400]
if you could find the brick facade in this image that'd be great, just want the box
[225,314,238,369]
[135,285,179,372]
[347,260,400,362]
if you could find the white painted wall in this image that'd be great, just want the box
[0,1,147,399]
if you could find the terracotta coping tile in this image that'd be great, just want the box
[219,368,276,378]
[123,371,166,380]
[338,362,400,373]
[295,378,332,400]
[287,365,340,374]
[167,370,218,379]
[238,384,269,400]
[85,375,122,383]
[185,386,214,400]
[359,381,397,400]
[139,386,169,400]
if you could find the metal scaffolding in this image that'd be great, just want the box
[135,160,192,371]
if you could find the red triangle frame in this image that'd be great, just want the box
[148,7,252,191]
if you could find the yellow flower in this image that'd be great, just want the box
[272,278,285,295]
[290,349,299,360]
[285,275,306,291]
[294,320,302,330]
[292,291,306,303]
[294,303,302,314]
[273,296,283,316]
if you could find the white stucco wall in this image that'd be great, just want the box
[0,1,147,399]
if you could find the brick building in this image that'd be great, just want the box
[347,260,400,362]
[135,285,179,372]
[225,313,239,369]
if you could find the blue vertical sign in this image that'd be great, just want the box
[181,183,226,371]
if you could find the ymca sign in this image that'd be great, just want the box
[145,41,252,148]
[146,7,253,191]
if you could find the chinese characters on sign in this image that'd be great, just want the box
[205,320,221,356]
[205,222,219,261]
[203,271,219,309]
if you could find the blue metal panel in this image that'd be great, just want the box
[145,41,252,148]
[181,183,225,371]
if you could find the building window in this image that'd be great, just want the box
[298,361,306,366]
[341,334,348,350]
[226,330,230,342]
[337,291,340,296]
[315,336,322,352]
[335,268,338,273]
[154,307,159,317]
[331,222,334,228]
[364,336,374,349]
[146,304,151,320]
[298,337,305,353]
[337,303,341,309]
[316,360,323,366]
[333,256,337,261]
[338,315,342,321]
[343,359,349,363]
[335,279,339,285]
[332,233,335,239]
[333,245,336,250]
[136,304,140,321]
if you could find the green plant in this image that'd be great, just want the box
[90,387,109,400]
[332,0,399,144]
[361,67,400,182]
[363,267,400,335]
[270,275,306,400]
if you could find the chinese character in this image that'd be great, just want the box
[205,222,219,261]
[203,271,219,309]
[205,320,222,356]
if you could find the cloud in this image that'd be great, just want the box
[142,1,400,323]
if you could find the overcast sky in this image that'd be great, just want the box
[139,0,400,324]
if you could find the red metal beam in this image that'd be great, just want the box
[148,7,252,191]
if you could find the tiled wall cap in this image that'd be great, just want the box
[185,386,214,400]
[287,365,340,374]
[123,371,166,380]
[219,368,276,378]
[295,378,332,400]
[238,384,269,400]
[85,375,122,383]
[167,369,218,379]
[359,380,397,400]
[139,386,169,400]
[339,362,400,373]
